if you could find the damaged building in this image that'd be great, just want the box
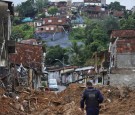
[8,39,45,90]
[0,0,13,66]
[109,29,135,87]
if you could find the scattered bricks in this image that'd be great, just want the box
[1,84,135,115]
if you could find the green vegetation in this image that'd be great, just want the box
[120,13,135,29]
[15,0,48,17]
[11,24,34,41]
[48,6,58,16]
[45,45,68,66]
[12,0,135,67]
[108,1,125,11]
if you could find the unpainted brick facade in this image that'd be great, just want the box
[109,30,135,68]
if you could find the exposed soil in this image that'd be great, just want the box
[0,84,135,115]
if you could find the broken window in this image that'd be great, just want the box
[40,28,43,31]
[8,46,15,53]
[98,77,102,83]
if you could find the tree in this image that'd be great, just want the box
[91,27,108,44]
[120,13,135,29]
[103,16,120,32]
[109,1,122,11]
[68,42,85,66]
[11,29,24,41]
[48,6,58,16]
[35,0,48,13]
[11,24,34,41]
[16,0,37,17]
[68,18,110,66]
[45,45,68,66]
[69,27,85,40]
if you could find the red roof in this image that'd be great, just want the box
[111,30,135,38]
[9,43,43,69]
[83,5,101,12]
[43,17,69,25]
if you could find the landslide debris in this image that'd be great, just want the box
[0,84,135,115]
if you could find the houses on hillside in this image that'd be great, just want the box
[35,16,71,41]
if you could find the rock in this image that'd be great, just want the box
[14,103,21,110]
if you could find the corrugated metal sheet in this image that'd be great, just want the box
[9,43,43,70]
[75,66,94,71]
[61,68,74,74]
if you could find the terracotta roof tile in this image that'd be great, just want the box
[9,43,43,69]
[43,17,69,25]
[111,30,135,38]
[83,5,101,12]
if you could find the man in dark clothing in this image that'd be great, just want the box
[80,81,104,115]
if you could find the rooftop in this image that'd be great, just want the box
[111,30,135,39]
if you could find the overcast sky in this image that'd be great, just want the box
[10,0,134,10]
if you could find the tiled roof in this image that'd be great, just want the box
[9,43,43,69]
[83,5,101,12]
[111,30,135,38]
[43,17,69,25]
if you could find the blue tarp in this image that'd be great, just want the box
[22,17,33,23]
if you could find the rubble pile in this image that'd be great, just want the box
[0,84,135,115]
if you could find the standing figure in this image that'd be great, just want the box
[80,81,104,115]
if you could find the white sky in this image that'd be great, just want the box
[10,0,134,10]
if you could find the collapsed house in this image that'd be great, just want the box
[8,39,45,90]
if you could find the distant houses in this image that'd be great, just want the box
[35,16,71,41]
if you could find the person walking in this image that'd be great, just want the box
[80,81,104,115]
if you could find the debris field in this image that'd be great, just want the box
[0,84,135,115]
